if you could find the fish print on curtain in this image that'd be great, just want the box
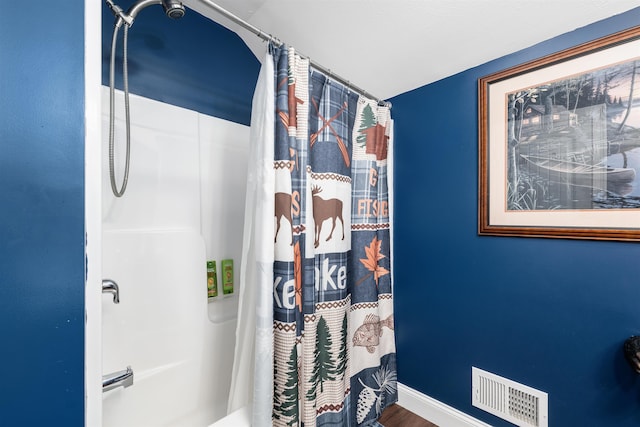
[272,45,396,427]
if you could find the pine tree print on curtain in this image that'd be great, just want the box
[271,45,396,427]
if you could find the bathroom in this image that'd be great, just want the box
[5,1,640,426]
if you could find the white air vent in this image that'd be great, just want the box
[472,367,548,427]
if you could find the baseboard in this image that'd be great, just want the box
[397,383,492,427]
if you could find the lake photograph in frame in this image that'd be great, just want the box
[479,26,640,241]
[507,60,640,211]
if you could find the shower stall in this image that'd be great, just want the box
[100,87,249,425]
[92,0,260,423]
[91,1,396,425]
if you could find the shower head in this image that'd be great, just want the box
[122,0,185,24]
[161,0,185,19]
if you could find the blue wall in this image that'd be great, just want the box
[0,2,85,424]
[391,8,640,427]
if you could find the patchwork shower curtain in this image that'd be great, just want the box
[233,44,396,426]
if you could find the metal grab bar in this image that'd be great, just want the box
[102,279,120,304]
[102,366,134,392]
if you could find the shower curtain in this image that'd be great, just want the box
[232,44,396,427]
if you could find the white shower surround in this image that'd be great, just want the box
[99,87,249,426]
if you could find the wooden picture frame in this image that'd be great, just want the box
[479,26,640,241]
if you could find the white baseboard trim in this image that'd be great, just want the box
[397,383,492,427]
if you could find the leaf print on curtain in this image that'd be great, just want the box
[271,44,396,427]
[357,236,390,288]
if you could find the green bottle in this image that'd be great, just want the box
[207,261,218,298]
[221,259,234,295]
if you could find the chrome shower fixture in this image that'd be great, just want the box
[107,0,185,27]
[161,0,186,19]
[106,0,184,197]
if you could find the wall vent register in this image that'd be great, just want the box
[472,367,548,427]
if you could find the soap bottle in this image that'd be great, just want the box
[221,259,234,295]
[207,260,218,299]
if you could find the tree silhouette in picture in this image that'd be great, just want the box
[307,316,337,400]
[357,104,377,147]
[335,313,348,381]
[280,344,299,426]
[618,61,637,133]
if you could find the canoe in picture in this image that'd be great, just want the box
[520,154,637,184]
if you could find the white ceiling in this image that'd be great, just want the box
[184,0,640,100]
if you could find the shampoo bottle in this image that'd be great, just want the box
[207,260,218,299]
[221,259,234,295]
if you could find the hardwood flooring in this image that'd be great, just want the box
[377,404,438,427]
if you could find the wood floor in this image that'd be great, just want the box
[377,404,438,427]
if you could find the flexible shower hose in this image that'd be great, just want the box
[108,21,131,197]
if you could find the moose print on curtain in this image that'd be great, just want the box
[271,45,397,426]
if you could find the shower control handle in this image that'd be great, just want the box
[102,366,134,392]
[102,279,120,304]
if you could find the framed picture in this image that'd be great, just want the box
[479,25,640,241]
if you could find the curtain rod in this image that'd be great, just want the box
[195,0,391,108]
